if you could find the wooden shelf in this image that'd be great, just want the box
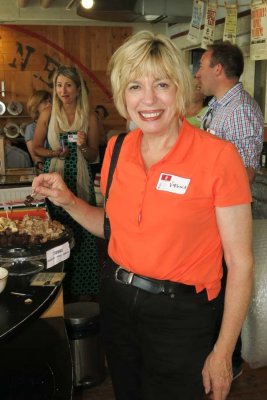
[0,115,30,118]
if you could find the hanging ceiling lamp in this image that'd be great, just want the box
[81,0,94,9]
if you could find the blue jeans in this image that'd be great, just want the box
[99,270,223,400]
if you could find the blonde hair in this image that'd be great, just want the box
[52,65,89,129]
[27,90,52,120]
[108,31,192,119]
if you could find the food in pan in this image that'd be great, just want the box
[0,215,65,246]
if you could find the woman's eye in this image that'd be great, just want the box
[129,84,140,90]
[158,82,168,89]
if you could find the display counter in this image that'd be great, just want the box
[0,316,73,399]
[0,167,36,185]
[0,262,73,399]
[0,262,64,340]
[0,176,73,398]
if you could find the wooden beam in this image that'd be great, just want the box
[16,0,30,8]
[40,0,55,9]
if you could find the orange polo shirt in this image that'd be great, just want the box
[101,119,252,300]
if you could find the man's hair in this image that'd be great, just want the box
[207,41,244,79]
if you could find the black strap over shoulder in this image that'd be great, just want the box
[104,133,127,240]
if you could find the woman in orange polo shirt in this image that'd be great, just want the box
[32,31,253,400]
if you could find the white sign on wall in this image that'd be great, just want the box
[223,4,238,44]
[201,3,217,49]
[187,0,205,43]
[250,1,267,60]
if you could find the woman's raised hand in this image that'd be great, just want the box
[32,172,75,209]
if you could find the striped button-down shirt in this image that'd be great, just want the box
[201,82,264,169]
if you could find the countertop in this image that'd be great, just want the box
[0,262,64,340]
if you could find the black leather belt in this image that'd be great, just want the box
[103,259,196,295]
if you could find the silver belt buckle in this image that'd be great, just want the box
[115,266,123,282]
[127,272,134,285]
[115,266,134,285]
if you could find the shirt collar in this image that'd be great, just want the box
[208,82,243,110]
[129,119,195,166]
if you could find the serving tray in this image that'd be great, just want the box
[0,226,74,263]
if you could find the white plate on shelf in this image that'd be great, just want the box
[7,101,23,116]
[4,122,20,138]
[0,101,6,116]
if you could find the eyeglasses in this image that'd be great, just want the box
[202,107,213,130]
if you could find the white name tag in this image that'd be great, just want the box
[156,173,191,195]
[68,133,78,143]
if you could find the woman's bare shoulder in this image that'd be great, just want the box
[39,104,52,120]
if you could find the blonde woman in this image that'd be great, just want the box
[33,33,253,399]
[33,65,100,301]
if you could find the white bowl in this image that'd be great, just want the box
[0,267,8,293]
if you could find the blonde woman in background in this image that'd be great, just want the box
[25,90,52,170]
[33,65,100,302]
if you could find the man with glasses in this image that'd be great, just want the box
[196,41,264,185]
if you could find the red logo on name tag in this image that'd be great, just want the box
[161,174,172,181]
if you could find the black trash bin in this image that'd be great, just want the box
[64,302,106,388]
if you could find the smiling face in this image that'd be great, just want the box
[124,75,179,136]
[55,74,79,105]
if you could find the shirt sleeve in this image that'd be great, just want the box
[224,106,264,169]
[24,123,35,142]
[213,142,252,207]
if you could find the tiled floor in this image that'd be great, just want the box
[73,362,267,400]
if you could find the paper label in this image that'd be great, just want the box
[46,242,70,269]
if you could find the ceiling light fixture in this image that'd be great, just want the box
[81,0,94,9]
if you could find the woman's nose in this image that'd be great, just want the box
[143,87,156,104]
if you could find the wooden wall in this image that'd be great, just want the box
[0,25,132,132]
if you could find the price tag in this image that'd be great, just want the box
[46,242,70,269]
